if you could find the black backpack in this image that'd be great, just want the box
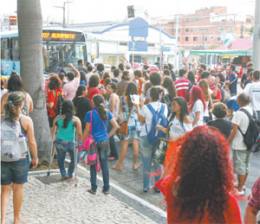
[238,108,260,151]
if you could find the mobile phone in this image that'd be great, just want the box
[130,94,140,104]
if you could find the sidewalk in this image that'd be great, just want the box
[5,175,156,224]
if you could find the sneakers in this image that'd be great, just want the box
[143,188,149,193]
[87,189,97,195]
[102,190,110,195]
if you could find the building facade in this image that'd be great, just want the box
[153,7,254,50]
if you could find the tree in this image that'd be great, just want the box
[17,0,51,161]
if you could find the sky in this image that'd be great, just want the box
[0,0,255,24]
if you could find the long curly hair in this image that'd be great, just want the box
[172,126,234,223]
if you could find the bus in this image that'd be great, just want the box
[0,28,88,76]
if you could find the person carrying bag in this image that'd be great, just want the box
[83,95,119,195]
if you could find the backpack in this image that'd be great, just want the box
[1,118,28,162]
[238,108,260,151]
[145,104,168,145]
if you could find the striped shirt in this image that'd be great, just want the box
[175,77,190,100]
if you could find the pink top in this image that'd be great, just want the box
[63,77,80,101]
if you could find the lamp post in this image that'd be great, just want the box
[253,0,260,70]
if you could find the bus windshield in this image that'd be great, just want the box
[43,42,87,73]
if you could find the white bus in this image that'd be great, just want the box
[1,28,88,76]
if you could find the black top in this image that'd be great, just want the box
[207,118,232,139]
[73,97,91,128]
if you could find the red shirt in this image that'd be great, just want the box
[212,88,222,102]
[87,87,105,108]
[47,88,63,118]
[156,176,242,224]
[175,77,190,101]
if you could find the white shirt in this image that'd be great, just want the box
[244,82,260,112]
[139,101,168,137]
[63,77,80,101]
[231,106,252,150]
[190,99,204,127]
[169,117,193,140]
[204,100,210,117]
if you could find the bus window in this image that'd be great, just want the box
[1,39,11,60]
[12,38,19,61]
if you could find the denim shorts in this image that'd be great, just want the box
[1,158,29,185]
[119,127,140,141]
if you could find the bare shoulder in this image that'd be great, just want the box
[20,114,33,130]
[73,116,81,123]
[184,116,192,124]
[25,92,33,101]
[1,92,8,102]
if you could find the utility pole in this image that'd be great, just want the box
[253,0,260,70]
[175,15,179,72]
[54,1,71,28]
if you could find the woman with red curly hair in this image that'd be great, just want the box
[189,86,206,127]
[157,126,242,224]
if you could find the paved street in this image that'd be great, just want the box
[108,144,260,217]
[5,175,157,224]
[4,142,259,224]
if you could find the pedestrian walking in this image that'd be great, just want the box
[83,95,119,194]
[73,86,91,129]
[63,64,80,101]
[207,102,232,139]
[46,74,63,127]
[1,73,33,116]
[157,126,242,224]
[51,100,82,180]
[189,86,206,127]
[157,97,192,141]
[228,93,252,195]
[244,70,260,121]
[1,91,38,224]
[106,82,120,161]
[136,87,168,192]
[112,82,141,171]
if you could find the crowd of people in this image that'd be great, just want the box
[1,59,260,223]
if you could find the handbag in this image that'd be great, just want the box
[117,121,128,135]
[87,143,97,165]
[117,100,132,135]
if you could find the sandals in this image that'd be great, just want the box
[132,163,140,170]
[112,164,123,171]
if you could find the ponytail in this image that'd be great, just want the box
[93,94,107,120]
[61,100,73,128]
[4,91,25,121]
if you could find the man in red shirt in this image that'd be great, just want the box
[175,69,190,101]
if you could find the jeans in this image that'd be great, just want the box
[140,136,161,190]
[90,141,110,192]
[55,140,75,177]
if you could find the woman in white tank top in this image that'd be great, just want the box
[157,97,192,141]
